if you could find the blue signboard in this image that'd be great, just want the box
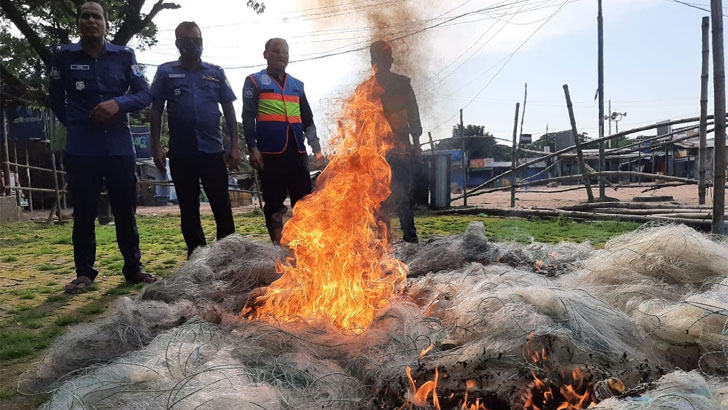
[131,125,151,158]
[8,105,46,141]
[438,149,463,162]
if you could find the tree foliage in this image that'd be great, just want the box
[0,0,265,98]
[433,124,511,161]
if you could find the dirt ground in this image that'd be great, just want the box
[24,184,703,221]
[450,184,705,208]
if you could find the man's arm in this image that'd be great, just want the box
[300,89,321,155]
[150,100,166,171]
[406,84,422,151]
[113,50,152,114]
[148,69,166,170]
[48,49,67,125]
[242,76,263,171]
[222,102,240,169]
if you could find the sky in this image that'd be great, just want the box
[135,0,723,152]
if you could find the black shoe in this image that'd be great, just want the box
[126,272,158,284]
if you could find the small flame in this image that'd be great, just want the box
[420,344,434,358]
[466,380,476,389]
[524,368,596,410]
[406,366,440,409]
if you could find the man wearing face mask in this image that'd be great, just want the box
[150,21,240,257]
[242,38,323,244]
[49,1,155,293]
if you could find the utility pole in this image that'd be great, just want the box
[712,0,726,233]
[699,16,710,205]
[597,0,606,199]
[460,109,467,207]
[511,103,520,207]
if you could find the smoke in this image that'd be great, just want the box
[292,0,432,79]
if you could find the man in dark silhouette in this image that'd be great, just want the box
[371,40,422,243]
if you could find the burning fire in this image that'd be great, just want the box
[522,335,597,410]
[243,75,408,332]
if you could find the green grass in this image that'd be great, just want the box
[1,255,18,262]
[0,327,60,361]
[55,314,83,327]
[10,289,37,300]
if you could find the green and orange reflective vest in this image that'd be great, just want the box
[244,70,306,154]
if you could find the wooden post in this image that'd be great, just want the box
[12,141,20,206]
[597,0,606,199]
[460,108,467,206]
[0,91,10,196]
[24,142,33,211]
[699,16,710,205]
[252,169,263,212]
[428,131,434,151]
[511,102,520,207]
[47,109,62,223]
[712,0,726,233]
[563,84,594,202]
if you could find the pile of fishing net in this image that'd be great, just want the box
[17,223,728,409]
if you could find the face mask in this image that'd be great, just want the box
[177,38,203,59]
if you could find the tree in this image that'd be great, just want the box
[434,124,510,161]
[0,0,266,97]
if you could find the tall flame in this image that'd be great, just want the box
[244,75,408,332]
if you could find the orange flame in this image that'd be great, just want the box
[406,366,440,409]
[420,344,435,358]
[244,76,408,332]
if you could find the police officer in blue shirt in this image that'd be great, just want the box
[149,21,240,257]
[49,1,156,293]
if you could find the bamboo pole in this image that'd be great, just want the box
[0,83,10,196]
[460,109,467,207]
[24,143,32,211]
[598,0,606,199]
[452,114,726,202]
[511,103,520,207]
[700,16,710,205]
[712,0,726,233]
[563,84,594,202]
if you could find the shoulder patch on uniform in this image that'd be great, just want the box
[132,64,143,77]
[244,87,254,98]
[51,66,60,80]
[259,74,272,86]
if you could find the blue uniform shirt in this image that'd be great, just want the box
[150,61,237,157]
[49,42,151,156]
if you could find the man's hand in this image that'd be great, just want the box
[249,147,264,171]
[411,144,422,159]
[313,151,326,169]
[89,99,120,123]
[152,145,166,171]
[226,148,242,170]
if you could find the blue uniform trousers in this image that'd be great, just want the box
[65,154,142,281]
[169,152,235,257]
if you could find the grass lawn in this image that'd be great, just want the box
[0,210,639,408]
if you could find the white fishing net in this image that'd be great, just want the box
[18,223,728,409]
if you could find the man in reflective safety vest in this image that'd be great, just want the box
[242,38,323,244]
[371,40,422,243]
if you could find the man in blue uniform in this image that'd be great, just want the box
[371,40,422,243]
[242,38,323,244]
[49,1,156,293]
[149,21,240,257]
